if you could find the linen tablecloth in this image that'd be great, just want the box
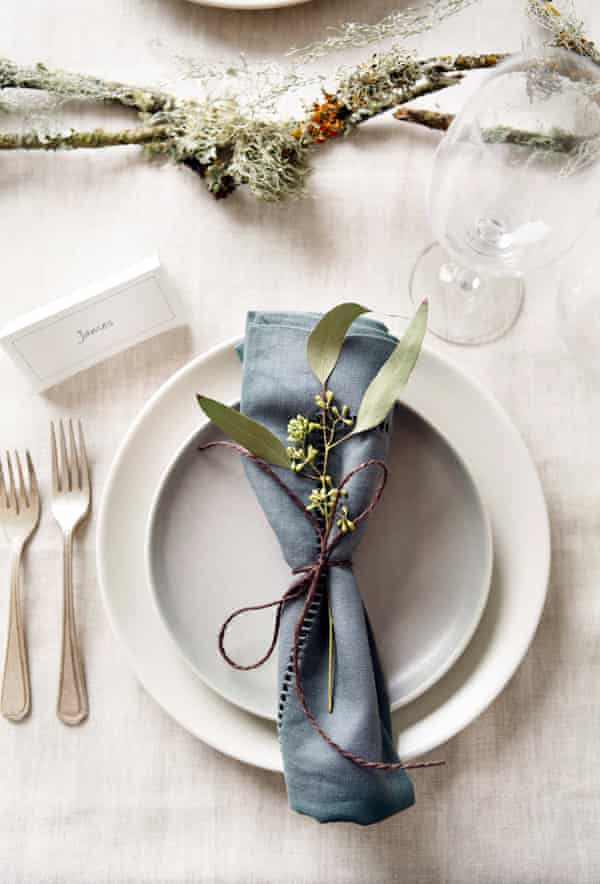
[0,0,599,880]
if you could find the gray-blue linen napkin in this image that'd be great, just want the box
[238,311,414,825]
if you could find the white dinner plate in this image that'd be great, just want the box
[146,405,493,720]
[97,339,550,771]
[187,0,309,9]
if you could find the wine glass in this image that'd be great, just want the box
[409,48,600,345]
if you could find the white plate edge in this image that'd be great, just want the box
[143,381,495,721]
[96,336,551,769]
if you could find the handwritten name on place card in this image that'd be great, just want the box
[0,257,186,391]
[77,320,115,344]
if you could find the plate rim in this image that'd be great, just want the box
[187,0,310,9]
[144,395,494,721]
[97,336,550,772]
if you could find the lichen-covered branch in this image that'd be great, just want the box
[338,53,504,126]
[395,3,600,147]
[527,0,600,65]
[482,124,596,153]
[0,58,174,114]
[0,125,170,151]
[0,51,505,200]
[0,0,597,204]
[394,109,599,163]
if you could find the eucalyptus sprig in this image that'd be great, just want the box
[197,302,428,714]
[197,301,428,477]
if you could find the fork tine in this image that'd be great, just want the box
[0,458,7,509]
[14,451,29,509]
[26,451,39,506]
[5,452,18,514]
[78,421,90,492]
[68,420,81,490]
[59,420,71,493]
[51,422,60,494]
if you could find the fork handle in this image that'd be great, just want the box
[57,531,88,726]
[1,552,31,721]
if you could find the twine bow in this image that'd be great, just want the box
[200,439,443,773]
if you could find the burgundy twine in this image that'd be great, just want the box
[199,439,444,773]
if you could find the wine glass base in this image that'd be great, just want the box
[409,244,525,345]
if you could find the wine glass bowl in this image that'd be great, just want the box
[411,48,600,344]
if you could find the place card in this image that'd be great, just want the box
[0,256,186,391]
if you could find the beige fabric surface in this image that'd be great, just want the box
[1,0,599,880]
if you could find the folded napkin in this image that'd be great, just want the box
[236,311,414,825]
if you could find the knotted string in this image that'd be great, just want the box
[200,439,444,773]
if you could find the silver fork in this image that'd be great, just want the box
[0,451,40,721]
[51,420,90,726]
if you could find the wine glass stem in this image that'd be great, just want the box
[440,262,482,304]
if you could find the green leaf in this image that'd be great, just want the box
[196,395,291,469]
[352,301,428,436]
[307,303,370,385]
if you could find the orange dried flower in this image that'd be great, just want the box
[305,94,348,143]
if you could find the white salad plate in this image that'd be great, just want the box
[146,404,493,721]
[97,339,550,771]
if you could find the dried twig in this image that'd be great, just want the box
[0,125,170,151]
[394,107,454,130]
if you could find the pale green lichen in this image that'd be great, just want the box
[527,0,600,64]
[146,97,311,200]
[291,0,480,62]
[171,54,326,119]
[336,49,422,116]
[167,0,478,103]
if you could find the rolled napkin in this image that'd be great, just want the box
[230,311,415,825]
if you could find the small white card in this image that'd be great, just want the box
[0,256,186,391]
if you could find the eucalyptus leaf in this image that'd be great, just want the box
[307,303,369,385]
[196,395,291,469]
[352,301,428,436]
